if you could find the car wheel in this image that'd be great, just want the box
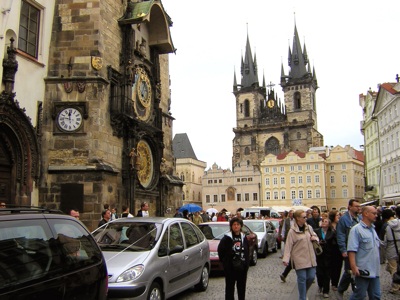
[195,265,209,291]
[250,248,257,266]
[147,282,163,300]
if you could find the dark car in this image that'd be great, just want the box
[0,207,108,300]
[197,222,258,271]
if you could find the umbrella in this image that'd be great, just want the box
[178,203,202,213]
[206,207,218,214]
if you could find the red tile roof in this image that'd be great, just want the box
[277,151,306,160]
[380,83,399,95]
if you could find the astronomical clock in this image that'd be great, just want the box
[132,66,153,123]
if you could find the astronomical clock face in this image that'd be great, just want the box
[136,140,154,188]
[133,67,152,122]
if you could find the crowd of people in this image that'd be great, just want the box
[278,201,400,300]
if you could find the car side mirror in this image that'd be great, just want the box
[168,245,184,255]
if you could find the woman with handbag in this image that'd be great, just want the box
[282,210,319,300]
[383,207,400,294]
[218,217,250,300]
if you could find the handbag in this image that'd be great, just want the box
[391,228,400,284]
[312,240,323,256]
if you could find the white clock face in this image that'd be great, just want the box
[57,108,83,132]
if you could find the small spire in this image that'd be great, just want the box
[233,67,238,92]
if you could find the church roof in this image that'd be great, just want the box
[173,133,198,160]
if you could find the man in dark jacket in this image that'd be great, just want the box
[307,206,321,229]
[218,217,250,300]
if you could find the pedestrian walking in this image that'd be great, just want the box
[217,217,250,300]
[328,210,343,291]
[383,206,400,294]
[282,209,318,300]
[347,206,381,299]
[335,199,361,299]
[98,209,111,228]
[315,218,333,298]
[136,201,149,217]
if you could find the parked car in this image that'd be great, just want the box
[92,217,210,300]
[197,222,258,271]
[0,207,108,300]
[243,219,277,257]
[266,218,282,249]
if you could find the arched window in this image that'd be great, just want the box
[244,99,250,117]
[294,92,301,110]
[265,137,280,155]
[180,172,185,181]
[244,147,250,155]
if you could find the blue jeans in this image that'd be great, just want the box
[295,267,316,300]
[349,276,381,300]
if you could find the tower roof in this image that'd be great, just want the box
[240,34,259,88]
[173,133,198,160]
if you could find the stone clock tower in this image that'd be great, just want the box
[40,0,177,229]
[232,25,323,169]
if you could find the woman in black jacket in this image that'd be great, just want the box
[217,217,250,300]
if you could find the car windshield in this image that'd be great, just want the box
[198,224,230,240]
[245,222,265,232]
[92,221,162,251]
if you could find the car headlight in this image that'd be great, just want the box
[116,265,145,282]
[210,251,219,258]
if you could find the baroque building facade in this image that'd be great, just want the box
[0,0,182,230]
[173,133,206,208]
[232,25,324,169]
[373,82,400,205]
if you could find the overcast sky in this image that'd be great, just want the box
[162,0,399,170]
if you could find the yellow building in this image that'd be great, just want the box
[260,146,364,212]
[260,150,327,209]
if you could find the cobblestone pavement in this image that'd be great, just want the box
[169,251,400,300]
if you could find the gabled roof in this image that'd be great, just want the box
[380,83,399,95]
[173,133,197,160]
[277,151,306,160]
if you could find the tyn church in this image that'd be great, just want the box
[232,25,324,168]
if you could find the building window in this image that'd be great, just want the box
[290,176,295,184]
[213,195,218,202]
[237,194,242,201]
[265,167,269,173]
[281,191,286,199]
[298,176,303,184]
[245,193,249,201]
[306,175,311,183]
[265,178,270,185]
[314,164,319,170]
[208,180,212,184]
[206,195,210,203]
[214,179,217,183]
[331,189,336,198]
[342,189,348,198]
[315,175,320,183]
[280,166,285,172]
[253,193,258,201]
[241,178,247,182]
[299,190,304,199]
[221,194,226,202]
[306,164,311,170]
[342,164,347,170]
[290,166,295,171]
[244,99,250,117]
[315,189,321,198]
[307,190,312,198]
[272,167,277,173]
[330,175,335,183]
[19,1,40,58]
[274,191,278,200]
[266,192,271,200]
[219,179,222,183]
[294,91,301,109]
[248,177,253,182]
[291,190,296,199]
[273,177,278,185]
[342,175,347,183]
[237,178,240,182]
[280,177,285,184]
[330,165,334,171]
[298,165,302,171]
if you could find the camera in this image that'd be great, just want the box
[359,269,370,276]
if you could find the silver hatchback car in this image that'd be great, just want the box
[243,219,277,258]
[92,217,210,300]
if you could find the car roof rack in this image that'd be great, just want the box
[0,205,64,214]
